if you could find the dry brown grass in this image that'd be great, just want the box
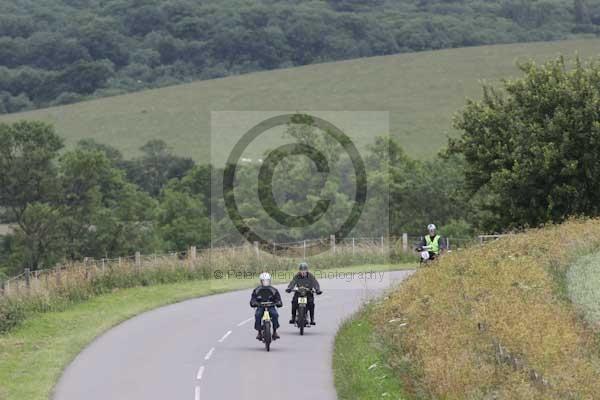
[373,219,600,400]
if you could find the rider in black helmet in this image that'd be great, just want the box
[285,262,322,325]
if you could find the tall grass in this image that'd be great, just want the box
[0,242,413,333]
[372,219,600,400]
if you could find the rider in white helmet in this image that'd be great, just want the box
[250,272,283,340]
[418,224,446,262]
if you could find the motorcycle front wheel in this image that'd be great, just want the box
[263,321,272,351]
[298,307,306,336]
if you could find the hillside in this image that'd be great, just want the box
[2,39,600,161]
[2,0,600,113]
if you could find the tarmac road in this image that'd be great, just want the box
[53,269,412,400]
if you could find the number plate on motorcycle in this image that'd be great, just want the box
[298,297,308,304]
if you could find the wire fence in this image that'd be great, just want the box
[0,233,502,298]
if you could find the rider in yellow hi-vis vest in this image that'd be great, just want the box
[418,224,446,262]
[425,234,441,254]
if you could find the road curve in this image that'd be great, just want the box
[53,270,412,400]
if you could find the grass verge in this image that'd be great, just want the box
[334,306,407,400]
[0,263,413,400]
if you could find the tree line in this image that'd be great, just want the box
[0,119,473,278]
[2,0,600,113]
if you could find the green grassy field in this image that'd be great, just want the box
[0,263,413,400]
[2,39,600,162]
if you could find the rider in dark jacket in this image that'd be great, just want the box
[250,272,283,340]
[285,262,322,325]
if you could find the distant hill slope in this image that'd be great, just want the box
[2,39,600,162]
[2,0,599,113]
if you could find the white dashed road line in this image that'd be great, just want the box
[218,330,232,343]
[194,385,201,400]
[237,317,253,327]
[204,347,215,361]
[196,366,205,380]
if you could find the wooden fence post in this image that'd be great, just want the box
[303,240,307,259]
[25,268,31,291]
[381,236,385,254]
[135,252,141,267]
[447,237,450,250]
[190,246,197,261]
[253,242,260,258]
[402,233,408,253]
[56,268,61,288]
[352,237,355,255]
[330,235,336,254]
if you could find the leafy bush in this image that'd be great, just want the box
[452,57,600,231]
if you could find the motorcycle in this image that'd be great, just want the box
[292,286,314,335]
[415,244,437,264]
[259,301,275,351]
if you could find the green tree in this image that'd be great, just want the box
[90,183,161,258]
[59,147,162,258]
[158,189,209,251]
[58,149,124,259]
[10,203,64,269]
[367,136,471,235]
[58,60,114,95]
[76,138,125,167]
[0,122,64,269]
[0,121,63,227]
[451,57,600,231]
[126,139,195,197]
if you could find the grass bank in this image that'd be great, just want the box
[371,219,600,399]
[333,306,407,400]
[0,263,413,400]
